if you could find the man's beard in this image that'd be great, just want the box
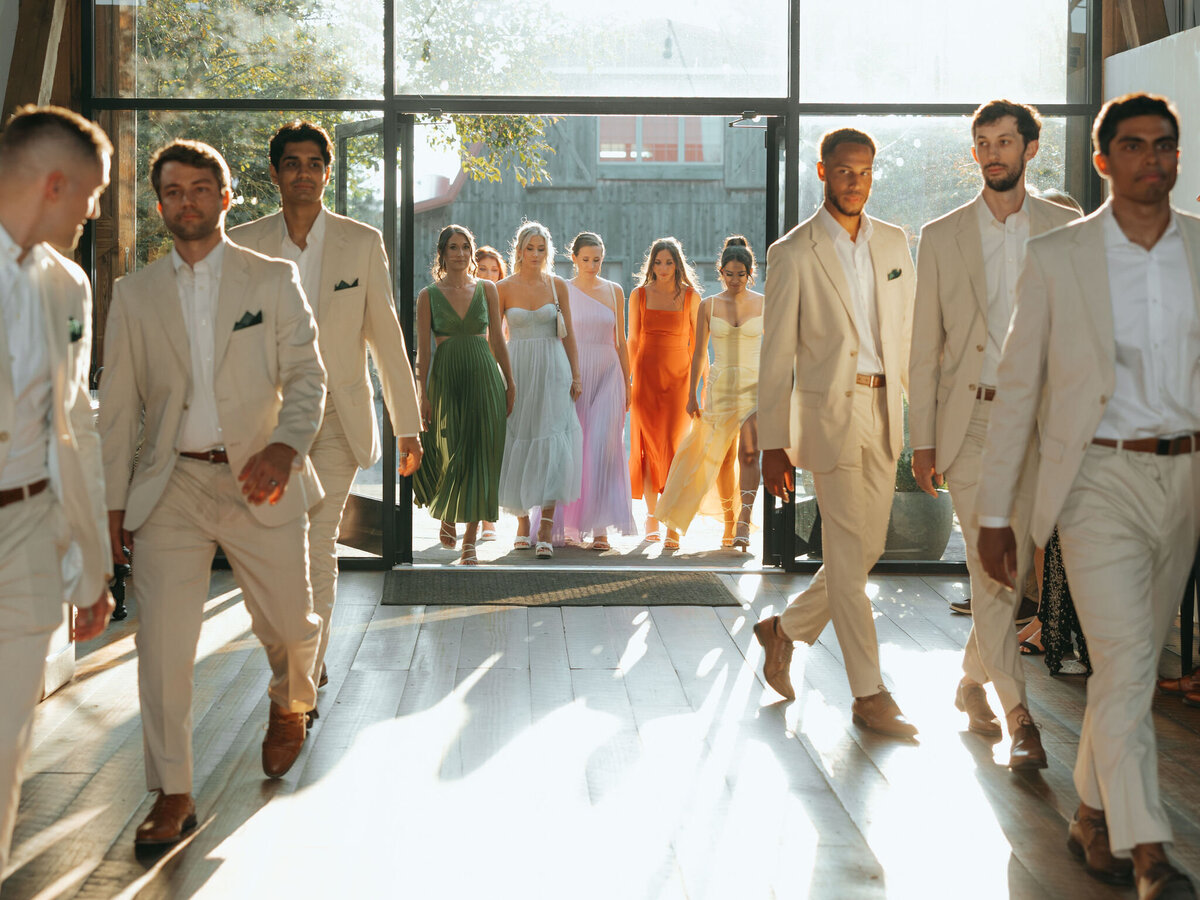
[166,215,218,242]
[825,185,866,217]
[983,159,1025,193]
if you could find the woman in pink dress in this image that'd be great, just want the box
[552,232,636,549]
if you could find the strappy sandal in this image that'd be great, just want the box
[535,516,555,558]
[644,516,662,543]
[664,529,680,550]
[513,535,532,550]
[591,534,611,551]
[733,488,755,551]
[455,541,478,566]
[1158,668,1200,695]
[439,521,457,549]
[479,522,497,542]
[719,497,736,548]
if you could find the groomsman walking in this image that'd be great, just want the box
[230,121,421,710]
[0,105,114,881]
[909,100,1077,766]
[980,93,1200,900]
[755,128,918,737]
[100,139,326,847]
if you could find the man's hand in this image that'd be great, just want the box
[108,510,133,566]
[398,435,423,478]
[72,589,115,642]
[978,525,1018,589]
[238,442,298,506]
[762,448,795,501]
[911,448,944,497]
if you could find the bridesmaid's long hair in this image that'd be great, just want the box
[636,236,700,296]
[717,235,757,285]
[432,224,478,280]
[510,221,556,278]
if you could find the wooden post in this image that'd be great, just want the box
[1,0,68,122]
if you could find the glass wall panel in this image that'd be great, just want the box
[797,0,1090,104]
[395,0,788,98]
[94,0,384,99]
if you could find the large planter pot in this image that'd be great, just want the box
[793,490,954,561]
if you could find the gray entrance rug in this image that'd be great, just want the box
[382,569,741,607]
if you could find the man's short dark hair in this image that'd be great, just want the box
[1092,92,1180,156]
[972,100,1042,146]
[819,128,876,162]
[0,104,112,170]
[269,120,333,170]
[149,139,231,200]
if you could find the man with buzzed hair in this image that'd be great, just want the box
[755,128,918,737]
[0,105,115,880]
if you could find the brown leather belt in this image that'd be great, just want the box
[976,387,996,401]
[1092,433,1200,456]
[855,373,886,388]
[0,478,50,508]
[179,449,229,464]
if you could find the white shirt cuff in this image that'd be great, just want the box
[978,516,1010,529]
[397,433,419,439]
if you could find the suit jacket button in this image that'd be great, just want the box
[1099,395,1106,404]
[845,390,852,397]
[976,344,984,352]
[849,350,857,356]
[0,431,8,442]
[183,402,190,410]
[968,384,976,391]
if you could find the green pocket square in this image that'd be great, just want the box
[887,268,903,281]
[67,316,84,343]
[334,278,359,291]
[233,310,263,331]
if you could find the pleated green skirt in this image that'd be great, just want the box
[412,334,506,523]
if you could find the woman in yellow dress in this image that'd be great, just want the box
[657,237,763,550]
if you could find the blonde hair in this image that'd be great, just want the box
[509,221,556,277]
[637,236,700,295]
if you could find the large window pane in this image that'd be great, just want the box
[395,1,788,98]
[95,0,384,99]
[797,0,1090,104]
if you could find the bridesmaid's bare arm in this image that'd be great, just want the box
[611,282,632,409]
[555,276,583,400]
[482,280,516,415]
[686,297,711,417]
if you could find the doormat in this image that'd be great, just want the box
[382,569,741,607]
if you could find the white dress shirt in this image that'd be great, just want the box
[0,223,52,490]
[279,207,326,312]
[172,239,226,453]
[976,193,1031,388]
[818,206,884,375]
[1095,205,1200,440]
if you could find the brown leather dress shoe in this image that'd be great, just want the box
[134,790,196,846]
[1008,722,1048,770]
[753,615,796,700]
[1066,811,1133,884]
[851,690,918,738]
[263,702,307,778]
[1137,861,1196,899]
[318,663,328,688]
[954,682,1002,737]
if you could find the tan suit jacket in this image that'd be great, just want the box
[758,210,915,473]
[229,209,420,468]
[909,195,1078,471]
[978,205,1200,546]
[0,247,110,608]
[99,240,327,531]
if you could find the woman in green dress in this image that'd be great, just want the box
[413,225,515,565]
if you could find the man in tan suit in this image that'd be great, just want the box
[980,94,1200,899]
[100,140,326,847]
[909,100,1078,767]
[229,121,421,709]
[755,128,918,737]
[0,106,114,882]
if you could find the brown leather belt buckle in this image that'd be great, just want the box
[976,387,996,401]
[179,448,229,464]
[855,373,886,388]
[0,478,50,508]
[1092,433,1200,456]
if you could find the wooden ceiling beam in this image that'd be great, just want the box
[2,0,69,122]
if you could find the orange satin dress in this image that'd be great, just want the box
[628,286,699,498]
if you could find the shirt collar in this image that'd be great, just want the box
[281,206,327,253]
[171,235,228,278]
[818,204,872,245]
[975,191,1030,231]
[1101,201,1179,251]
[0,221,43,272]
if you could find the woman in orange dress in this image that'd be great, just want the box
[628,236,702,548]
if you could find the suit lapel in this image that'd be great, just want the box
[214,246,249,369]
[1069,217,1115,369]
[317,213,346,323]
[35,259,69,435]
[955,203,989,319]
[0,278,14,420]
[811,220,856,324]
[867,220,898,346]
[1176,213,1200,323]
[148,258,192,377]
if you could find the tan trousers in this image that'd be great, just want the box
[0,491,66,878]
[133,457,321,795]
[944,399,1036,713]
[780,384,894,698]
[306,405,360,686]
[1057,444,1200,855]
